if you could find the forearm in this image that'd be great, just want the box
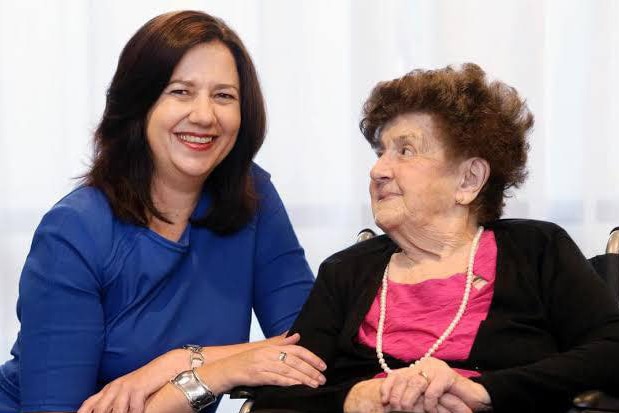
[147,336,285,387]
[473,337,619,412]
[202,335,283,364]
[144,382,193,413]
[142,361,229,413]
[144,335,330,413]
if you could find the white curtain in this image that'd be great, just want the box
[1,1,618,411]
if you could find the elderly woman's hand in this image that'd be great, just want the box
[344,377,472,413]
[448,376,492,412]
[344,378,386,413]
[380,357,463,413]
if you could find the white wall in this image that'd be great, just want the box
[1,1,618,411]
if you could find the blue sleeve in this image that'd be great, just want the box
[18,204,105,412]
[252,169,315,337]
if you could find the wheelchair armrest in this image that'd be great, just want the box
[573,390,619,411]
[229,386,257,400]
[228,387,257,413]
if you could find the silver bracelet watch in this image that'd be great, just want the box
[171,368,217,412]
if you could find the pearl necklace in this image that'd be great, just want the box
[376,226,485,374]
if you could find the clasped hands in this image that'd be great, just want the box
[344,357,491,413]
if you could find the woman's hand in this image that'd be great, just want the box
[199,333,327,394]
[380,357,462,413]
[77,333,322,413]
[78,348,187,413]
[448,376,492,412]
[344,377,472,413]
[344,379,386,413]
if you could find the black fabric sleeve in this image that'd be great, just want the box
[252,259,370,412]
[288,259,347,364]
[474,228,619,413]
[250,377,371,413]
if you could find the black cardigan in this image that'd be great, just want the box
[253,220,619,413]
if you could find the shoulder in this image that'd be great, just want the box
[486,219,582,269]
[35,186,119,260]
[322,234,395,266]
[250,163,285,217]
[486,219,568,245]
[320,235,397,276]
[22,186,121,287]
[43,186,115,231]
[486,218,563,231]
[250,163,273,194]
[53,185,113,215]
[312,234,394,296]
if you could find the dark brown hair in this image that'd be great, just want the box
[360,63,533,223]
[84,10,266,234]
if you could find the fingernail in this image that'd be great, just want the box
[310,380,319,388]
[320,363,327,370]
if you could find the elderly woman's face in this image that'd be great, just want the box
[370,112,461,232]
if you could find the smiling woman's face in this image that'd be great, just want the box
[369,112,462,232]
[145,41,241,189]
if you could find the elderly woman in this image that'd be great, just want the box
[251,64,619,413]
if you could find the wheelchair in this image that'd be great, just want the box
[230,227,619,413]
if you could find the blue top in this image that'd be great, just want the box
[0,165,314,413]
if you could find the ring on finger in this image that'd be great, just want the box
[278,351,287,362]
[418,369,430,384]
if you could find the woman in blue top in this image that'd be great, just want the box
[0,10,325,413]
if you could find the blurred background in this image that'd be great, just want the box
[1,1,618,411]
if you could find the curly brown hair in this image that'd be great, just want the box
[360,63,533,223]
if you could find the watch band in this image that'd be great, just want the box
[171,369,217,412]
[183,344,204,368]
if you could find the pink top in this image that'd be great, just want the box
[358,230,497,378]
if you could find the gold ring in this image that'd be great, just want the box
[278,351,287,362]
[418,370,430,383]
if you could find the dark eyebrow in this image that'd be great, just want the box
[393,134,418,144]
[167,79,195,87]
[167,79,239,92]
[212,83,240,92]
[393,135,411,146]
[375,134,412,148]
[393,133,430,152]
